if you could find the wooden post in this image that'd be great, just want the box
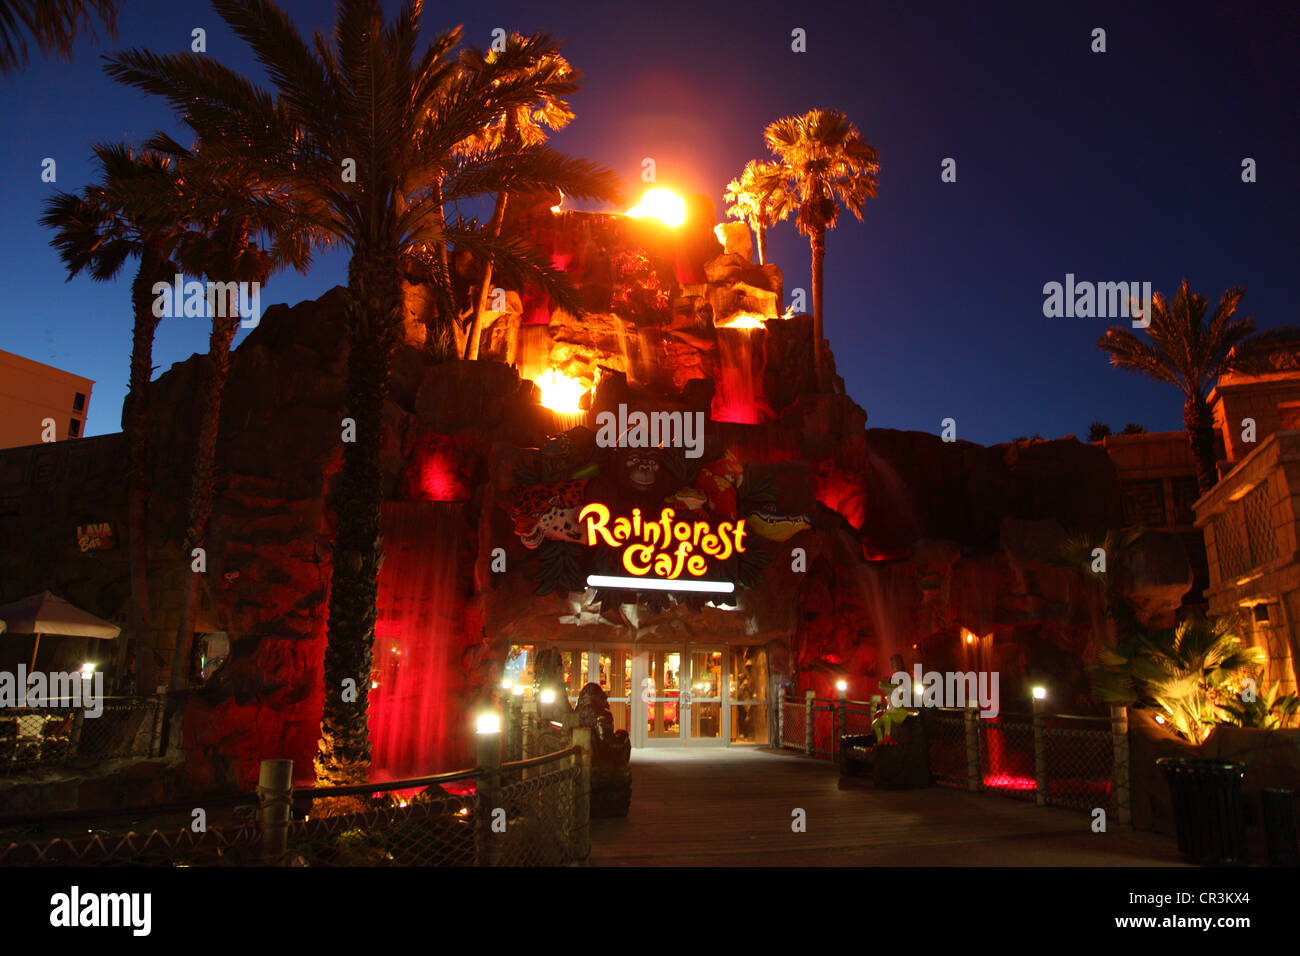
[804,689,815,755]
[475,726,502,866]
[502,692,515,762]
[521,704,535,779]
[149,693,166,758]
[570,726,592,864]
[964,704,981,791]
[1032,695,1047,807]
[1110,703,1131,826]
[777,686,786,749]
[256,758,294,864]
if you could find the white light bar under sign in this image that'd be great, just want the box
[587,574,735,594]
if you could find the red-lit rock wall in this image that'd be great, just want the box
[0,197,1194,795]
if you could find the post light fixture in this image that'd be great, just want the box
[500,677,513,690]
[1032,686,1047,701]
[835,680,848,693]
[512,683,525,697]
[539,689,556,705]
[475,713,501,735]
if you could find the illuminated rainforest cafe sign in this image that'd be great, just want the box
[578,503,747,579]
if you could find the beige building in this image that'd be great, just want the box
[1211,350,1300,470]
[1097,430,1207,611]
[1194,344,1300,696]
[0,349,94,449]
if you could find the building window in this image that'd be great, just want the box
[67,418,80,438]
[73,392,86,412]
[1170,478,1200,525]
[1121,480,1165,527]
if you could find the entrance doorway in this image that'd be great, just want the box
[504,642,769,748]
[632,647,724,746]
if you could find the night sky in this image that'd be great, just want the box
[2,0,1296,445]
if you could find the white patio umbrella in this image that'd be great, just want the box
[0,590,121,668]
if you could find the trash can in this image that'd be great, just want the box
[839,733,874,777]
[1157,758,1249,865]
[1262,788,1299,867]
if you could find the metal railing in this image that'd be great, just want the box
[776,689,1131,821]
[0,724,592,866]
[0,695,164,775]
[777,689,878,761]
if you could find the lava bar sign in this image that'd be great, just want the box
[578,503,746,582]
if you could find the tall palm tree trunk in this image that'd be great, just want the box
[317,245,402,788]
[163,298,239,747]
[810,225,826,390]
[126,250,166,695]
[428,174,461,359]
[465,189,508,360]
[1184,395,1219,493]
[755,224,766,266]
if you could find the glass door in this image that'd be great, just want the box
[686,649,724,741]
[640,648,683,742]
[631,646,728,745]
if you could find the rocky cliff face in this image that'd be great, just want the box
[0,197,1191,792]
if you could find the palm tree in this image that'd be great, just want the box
[41,140,191,697]
[763,109,879,389]
[0,0,116,73]
[722,159,789,266]
[1098,281,1299,494]
[141,134,313,722]
[460,33,579,360]
[106,0,618,786]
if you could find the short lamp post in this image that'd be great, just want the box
[499,678,514,759]
[475,712,502,866]
[835,680,848,760]
[1031,686,1047,807]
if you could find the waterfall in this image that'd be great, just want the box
[711,326,772,424]
[370,502,467,780]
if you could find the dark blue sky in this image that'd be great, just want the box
[2,0,1296,444]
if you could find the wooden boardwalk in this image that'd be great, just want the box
[590,747,1185,866]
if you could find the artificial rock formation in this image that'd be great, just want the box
[0,194,1193,794]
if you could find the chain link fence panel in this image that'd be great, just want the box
[0,697,163,775]
[926,710,969,787]
[1043,719,1114,813]
[978,714,1037,800]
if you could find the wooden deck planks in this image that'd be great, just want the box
[589,747,1185,867]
